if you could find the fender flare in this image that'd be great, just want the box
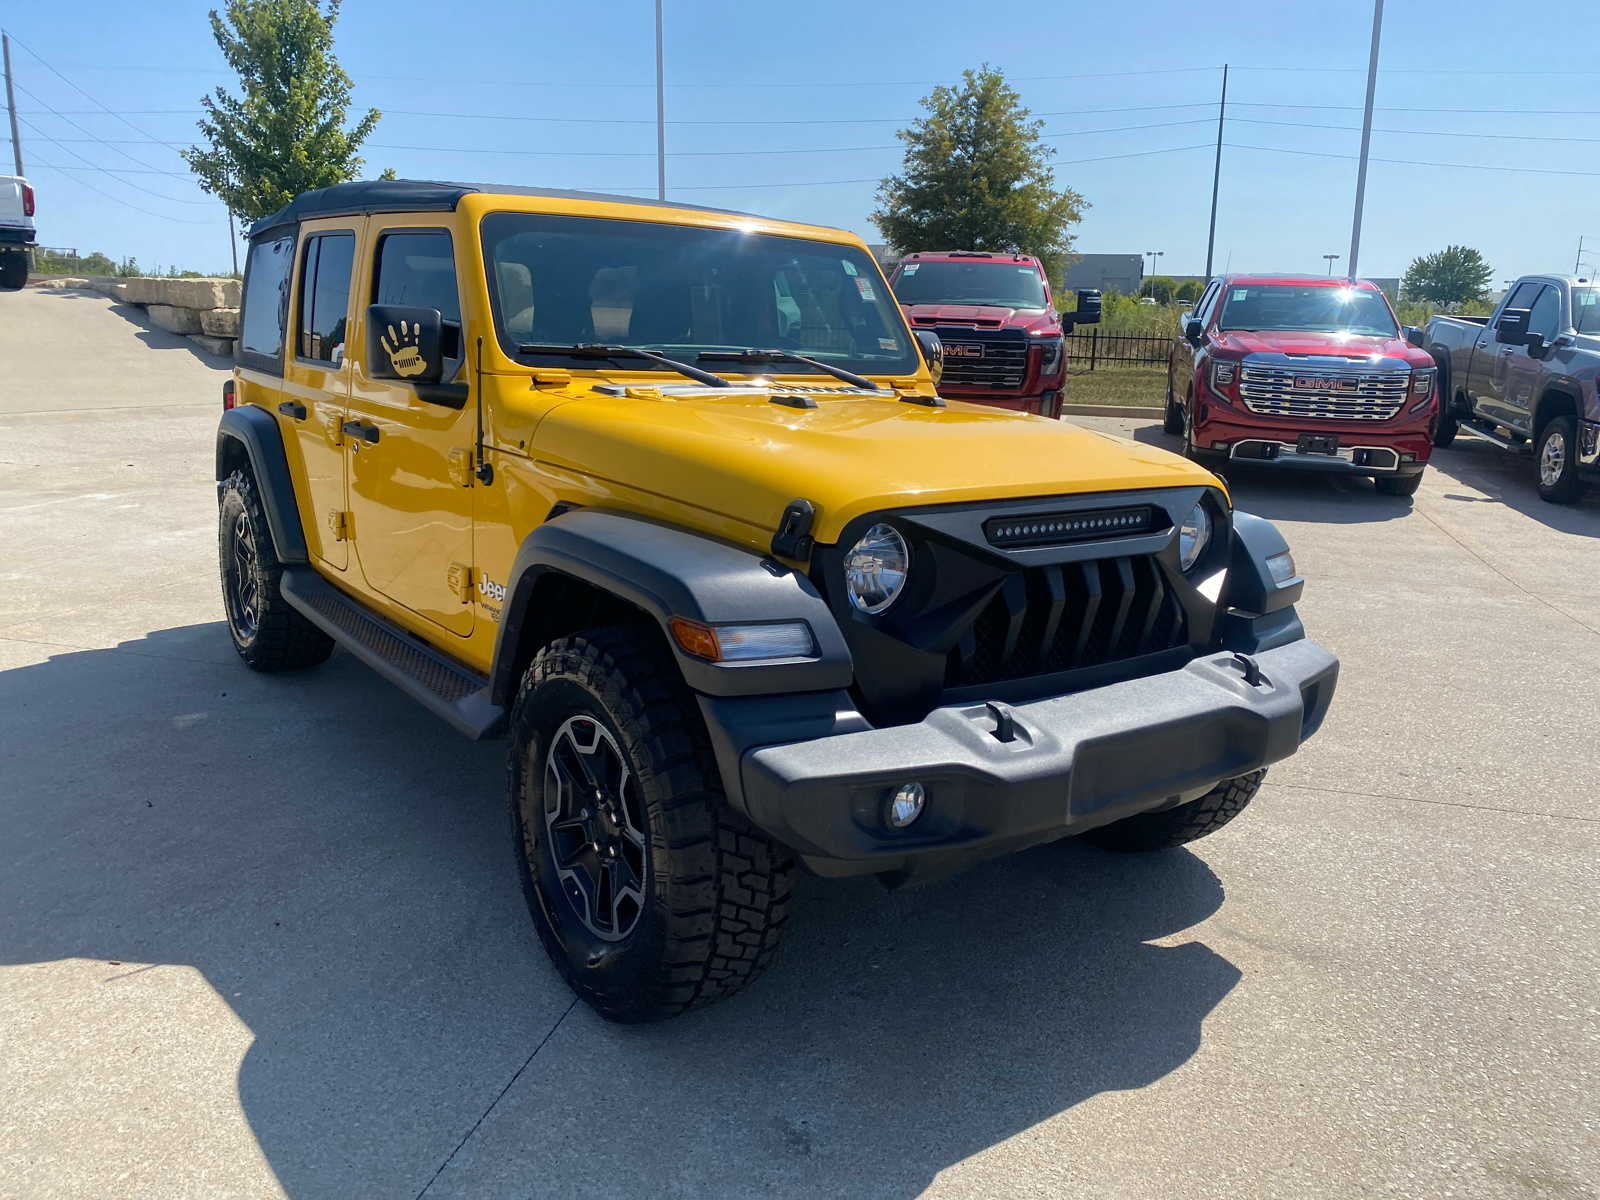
[489,509,854,704]
[216,405,308,564]
[1219,511,1302,616]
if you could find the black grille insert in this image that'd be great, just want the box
[946,555,1186,688]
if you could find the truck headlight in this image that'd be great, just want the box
[844,523,910,613]
[1037,337,1063,374]
[1179,502,1211,573]
[1211,361,1237,390]
[1408,368,1436,413]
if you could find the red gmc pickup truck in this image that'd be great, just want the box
[887,250,1100,417]
[1167,274,1439,497]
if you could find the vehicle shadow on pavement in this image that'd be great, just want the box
[0,624,1240,1199]
[32,287,234,369]
[1427,437,1600,538]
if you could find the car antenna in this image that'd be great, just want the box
[474,336,493,485]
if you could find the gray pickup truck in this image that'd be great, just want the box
[1423,274,1600,503]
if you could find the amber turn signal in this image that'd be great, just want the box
[670,617,722,661]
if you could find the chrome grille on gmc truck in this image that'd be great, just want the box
[1239,366,1408,420]
[946,555,1186,688]
[929,328,1029,389]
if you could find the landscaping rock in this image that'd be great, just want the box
[147,305,204,336]
[201,307,240,338]
[108,277,240,309]
[188,335,235,357]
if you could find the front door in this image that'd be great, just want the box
[1479,280,1542,428]
[344,224,476,639]
[1502,283,1561,437]
[281,221,360,570]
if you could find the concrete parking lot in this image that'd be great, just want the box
[2,285,1596,1199]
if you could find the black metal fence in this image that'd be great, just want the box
[1066,330,1170,370]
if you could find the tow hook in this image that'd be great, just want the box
[1232,652,1263,687]
[985,700,1017,743]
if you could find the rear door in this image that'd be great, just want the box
[280,218,361,571]
[343,223,476,639]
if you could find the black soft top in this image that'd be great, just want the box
[248,179,754,240]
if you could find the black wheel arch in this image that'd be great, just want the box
[216,404,308,564]
[488,509,854,708]
[1533,386,1580,444]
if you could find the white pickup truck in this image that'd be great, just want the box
[1,174,36,290]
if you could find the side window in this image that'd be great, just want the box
[1194,282,1221,324]
[1526,285,1561,342]
[1503,280,1542,314]
[296,233,356,363]
[240,234,295,366]
[372,230,462,359]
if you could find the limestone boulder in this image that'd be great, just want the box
[107,277,241,309]
[201,307,239,338]
[188,335,235,357]
[147,305,204,336]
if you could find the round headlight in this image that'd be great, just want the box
[844,523,910,613]
[1179,501,1212,573]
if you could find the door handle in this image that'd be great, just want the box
[342,420,380,443]
[278,400,307,421]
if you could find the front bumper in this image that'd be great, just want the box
[1193,383,1434,473]
[739,639,1338,878]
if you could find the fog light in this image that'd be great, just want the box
[1265,550,1297,585]
[1212,441,1230,451]
[887,782,925,829]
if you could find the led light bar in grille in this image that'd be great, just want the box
[984,505,1161,549]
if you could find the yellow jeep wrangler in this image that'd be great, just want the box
[216,180,1338,1023]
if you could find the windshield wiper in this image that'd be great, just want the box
[696,349,879,391]
[517,342,730,388]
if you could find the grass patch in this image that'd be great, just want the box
[1061,366,1166,408]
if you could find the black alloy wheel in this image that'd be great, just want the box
[227,509,263,641]
[542,714,648,941]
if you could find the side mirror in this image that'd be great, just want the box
[1073,288,1103,324]
[366,304,445,385]
[1185,319,1204,348]
[913,329,943,386]
[1403,325,1425,348]
[1525,332,1549,359]
[1493,308,1530,345]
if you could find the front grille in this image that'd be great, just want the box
[946,555,1186,688]
[933,328,1029,389]
[1239,366,1408,421]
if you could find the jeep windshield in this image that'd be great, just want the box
[1216,284,1398,338]
[890,260,1048,310]
[481,213,916,376]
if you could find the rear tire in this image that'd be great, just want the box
[218,469,334,672]
[1536,415,1584,504]
[1375,471,1423,497]
[508,626,800,1023]
[0,249,28,291]
[1080,770,1265,852]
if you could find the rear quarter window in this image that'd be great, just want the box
[240,235,296,372]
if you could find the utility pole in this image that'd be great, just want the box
[1347,0,1383,282]
[3,32,24,177]
[1575,235,1585,276]
[1204,64,1227,279]
[655,0,666,201]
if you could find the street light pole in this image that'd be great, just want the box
[1204,64,1227,279]
[1347,0,1383,282]
[655,0,666,201]
[1324,254,1340,276]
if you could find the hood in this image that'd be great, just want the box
[1213,329,1428,365]
[901,303,1059,333]
[507,381,1214,548]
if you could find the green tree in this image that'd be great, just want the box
[183,0,386,221]
[1139,276,1178,304]
[872,65,1086,286]
[1175,279,1203,304]
[1402,245,1493,311]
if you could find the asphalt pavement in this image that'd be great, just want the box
[2,286,1596,1199]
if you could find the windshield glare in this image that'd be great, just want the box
[480,213,915,373]
[1216,284,1398,337]
[891,260,1048,309]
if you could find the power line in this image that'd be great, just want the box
[1234,116,1600,145]
[17,116,215,203]
[1233,100,1600,115]
[1228,141,1600,178]
[6,33,174,148]
[27,156,222,223]
[13,80,192,178]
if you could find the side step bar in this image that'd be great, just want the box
[1462,422,1532,454]
[280,569,507,740]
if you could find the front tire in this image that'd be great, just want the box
[1375,471,1423,497]
[1163,372,1185,434]
[1079,770,1264,852]
[1536,415,1584,504]
[508,626,799,1023]
[218,468,334,672]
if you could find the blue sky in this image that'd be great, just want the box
[4,0,1597,283]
